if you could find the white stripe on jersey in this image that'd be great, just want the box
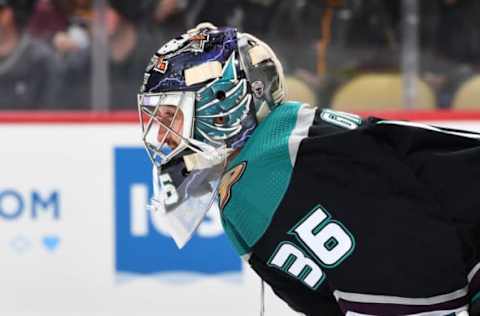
[288,104,316,167]
[346,306,469,316]
[468,261,480,282]
[333,287,468,305]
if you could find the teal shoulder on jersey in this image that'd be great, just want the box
[220,101,316,256]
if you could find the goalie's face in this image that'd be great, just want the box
[138,90,229,248]
[155,105,184,149]
[138,91,195,165]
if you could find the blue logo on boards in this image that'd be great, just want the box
[0,189,61,255]
[114,147,241,276]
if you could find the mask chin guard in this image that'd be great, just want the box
[149,147,228,248]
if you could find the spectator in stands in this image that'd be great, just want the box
[0,0,61,110]
[27,0,69,41]
[307,0,404,108]
[53,0,159,110]
[28,0,91,53]
[52,0,91,56]
[150,0,188,38]
[47,0,92,109]
[107,0,160,109]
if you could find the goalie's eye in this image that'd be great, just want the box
[213,116,226,126]
[154,105,184,149]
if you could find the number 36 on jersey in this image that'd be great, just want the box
[268,205,355,289]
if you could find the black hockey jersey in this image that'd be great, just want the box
[219,101,480,315]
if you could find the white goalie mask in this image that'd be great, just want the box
[137,24,285,248]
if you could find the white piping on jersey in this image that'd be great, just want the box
[376,120,480,139]
[333,287,468,305]
[345,306,469,316]
[468,261,480,282]
[288,104,316,167]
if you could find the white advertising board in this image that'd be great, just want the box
[0,117,479,316]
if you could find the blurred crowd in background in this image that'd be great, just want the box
[1,0,480,111]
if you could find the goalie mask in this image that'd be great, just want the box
[138,23,285,248]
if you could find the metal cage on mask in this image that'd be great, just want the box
[138,87,233,249]
[138,91,196,167]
